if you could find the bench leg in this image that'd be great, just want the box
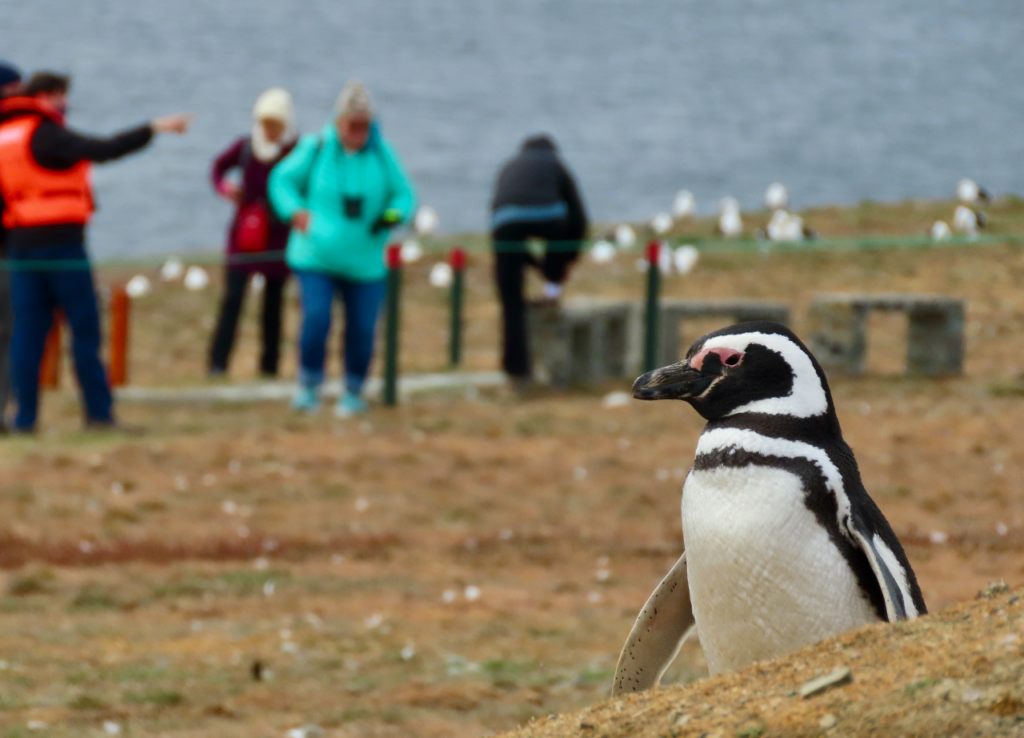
[907,306,963,376]
[809,303,868,376]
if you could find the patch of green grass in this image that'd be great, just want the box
[338,706,372,722]
[124,689,185,706]
[69,585,120,611]
[575,668,614,686]
[0,694,23,710]
[6,569,56,596]
[68,693,107,710]
[904,678,940,696]
[735,724,765,738]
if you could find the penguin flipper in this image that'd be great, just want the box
[847,523,920,621]
[611,551,695,697]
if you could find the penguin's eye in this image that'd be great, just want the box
[724,354,741,367]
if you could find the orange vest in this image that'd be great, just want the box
[0,97,93,229]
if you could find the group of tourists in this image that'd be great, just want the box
[0,61,588,432]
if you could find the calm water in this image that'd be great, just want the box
[5,0,1024,259]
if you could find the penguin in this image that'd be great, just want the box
[612,321,925,696]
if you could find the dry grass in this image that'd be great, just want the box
[3,205,1024,736]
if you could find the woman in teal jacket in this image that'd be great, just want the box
[270,80,416,416]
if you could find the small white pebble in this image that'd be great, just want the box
[573,466,587,481]
[442,589,457,603]
[354,497,369,512]
[27,721,47,731]
[174,475,189,491]
[596,569,611,582]
[254,557,269,570]
[929,530,948,545]
[110,481,124,496]
[655,469,669,481]
[587,591,603,604]
[819,714,837,730]
[237,525,250,538]
[104,721,122,736]
[996,523,1008,536]
[499,528,514,541]
[281,641,299,654]
[191,619,202,631]
[279,629,291,640]
[401,642,416,660]
[365,614,383,629]
[331,553,345,565]
[222,500,238,515]
[618,438,631,450]
[465,585,481,601]
[79,540,94,554]
[304,613,323,629]
[263,581,275,597]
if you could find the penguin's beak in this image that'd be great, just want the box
[632,360,715,401]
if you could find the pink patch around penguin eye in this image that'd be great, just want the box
[690,347,744,371]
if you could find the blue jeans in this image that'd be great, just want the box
[9,242,113,430]
[295,271,386,395]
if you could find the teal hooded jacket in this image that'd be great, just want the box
[269,121,416,281]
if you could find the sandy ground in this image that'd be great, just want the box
[2,202,1024,736]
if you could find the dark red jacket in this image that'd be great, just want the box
[211,136,295,277]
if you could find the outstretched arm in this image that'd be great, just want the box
[31,113,191,168]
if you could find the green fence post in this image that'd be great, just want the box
[643,240,662,373]
[449,247,466,367]
[383,243,402,407]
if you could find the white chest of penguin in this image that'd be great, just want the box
[681,462,880,675]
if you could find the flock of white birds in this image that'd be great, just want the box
[129,179,992,299]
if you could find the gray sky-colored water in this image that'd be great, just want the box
[4,0,1023,258]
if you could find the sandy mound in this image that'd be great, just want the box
[501,584,1024,738]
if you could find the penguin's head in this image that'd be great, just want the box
[632,321,835,422]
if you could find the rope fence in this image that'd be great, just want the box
[22,228,1016,402]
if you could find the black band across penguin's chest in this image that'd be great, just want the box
[692,446,888,621]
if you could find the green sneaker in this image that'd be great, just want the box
[334,392,368,418]
[291,386,320,413]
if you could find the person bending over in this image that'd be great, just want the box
[490,134,588,386]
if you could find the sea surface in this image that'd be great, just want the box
[4,0,1024,259]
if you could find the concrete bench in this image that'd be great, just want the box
[527,297,791,385]
[656,299,791,367]
[527,298,639,386]
[808,293,964,377]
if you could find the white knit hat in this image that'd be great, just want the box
[334,79,373,119]
[252,87,294,125]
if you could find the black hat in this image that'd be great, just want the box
[0,60,22,90]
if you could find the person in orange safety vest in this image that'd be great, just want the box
[0,71,191,433]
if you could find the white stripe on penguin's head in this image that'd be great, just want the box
[697,331,828,418]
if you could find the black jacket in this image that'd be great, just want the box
[0,100,153,249]
[491,136,588,239]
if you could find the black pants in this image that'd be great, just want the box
[208,269,286,376]
[493,219,580,378]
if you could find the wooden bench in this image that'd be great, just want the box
[808,293,965,377]
[656,299,791,367]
